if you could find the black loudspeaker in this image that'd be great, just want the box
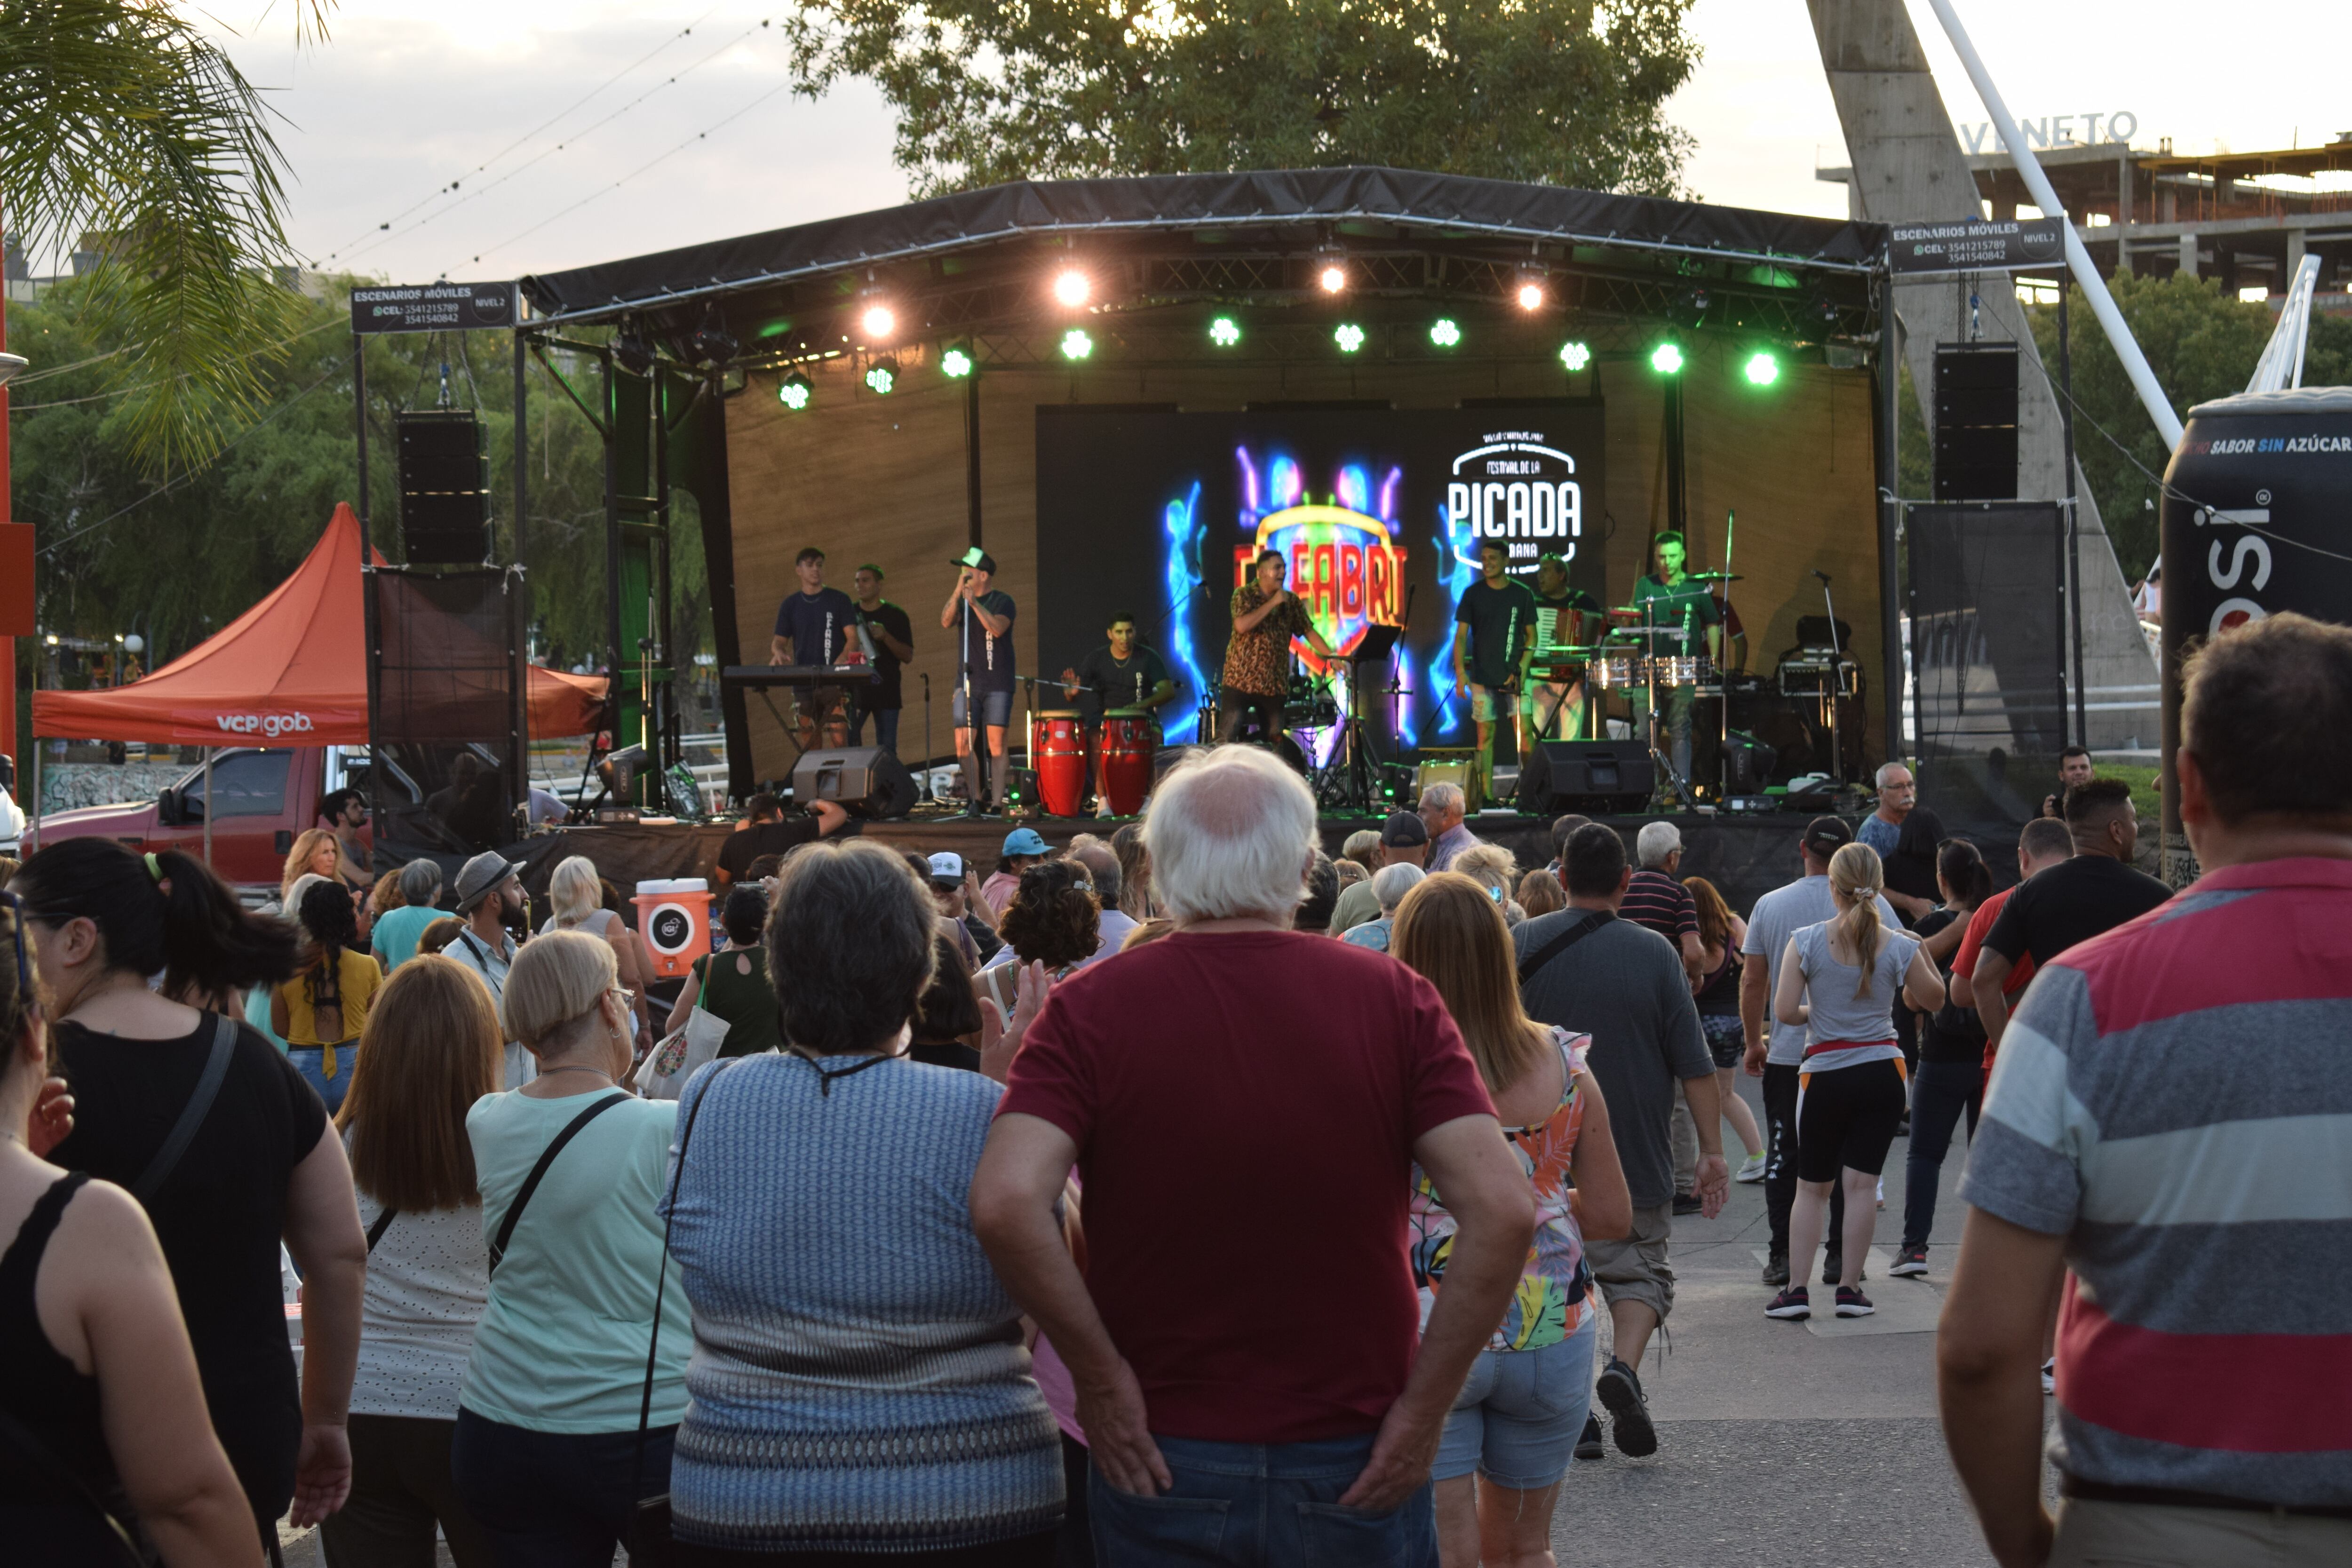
[1516,740,1655,813]
[1933,344,2019,501]
[791,745,917,819]
[395,410,490,564]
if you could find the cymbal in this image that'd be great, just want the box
[1690,571,1742,582]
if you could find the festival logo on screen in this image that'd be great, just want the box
[1445,434,1584,577]
[1228,448,1409,664]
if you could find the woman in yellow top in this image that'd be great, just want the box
[273,879,383,1114]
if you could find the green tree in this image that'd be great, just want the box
[2025,271,2290,579]
[784,0,1702,198]
[3,0,337,471]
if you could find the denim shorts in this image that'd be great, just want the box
[1433,1314,1599,1489]
[288,1044,355,1115]
[952,686,1014,729]
[1090,1430,1436,1567]
[1700,1011,1745,1070]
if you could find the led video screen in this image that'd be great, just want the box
[1035,401,1607,753]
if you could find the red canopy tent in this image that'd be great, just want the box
[32,503,607,743]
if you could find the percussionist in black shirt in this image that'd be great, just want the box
[1060,610,1176,804]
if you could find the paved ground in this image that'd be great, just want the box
[1549,1073,2029,1567]
[280,1078,2025,1568]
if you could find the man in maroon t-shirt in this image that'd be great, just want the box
[972,746,1535,1560]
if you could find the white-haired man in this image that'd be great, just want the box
[1419,781,1478,873]
[973,746,1534,1562]
[1857,761,1944,927]
[1340,861,1428,954]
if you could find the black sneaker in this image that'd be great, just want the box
[1764,1286,1811,1319]
[1573,1413,1605,1461]
[1888,1244,1929,1277]
[1822,1252,1867,1285]
[1835,1285,1875,1317]
[1762,1249,1789,1287]
[1594,1357,1658,1458]
[1671,1192,1702,1216]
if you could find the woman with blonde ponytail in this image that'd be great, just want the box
[1764,843,1944,1321]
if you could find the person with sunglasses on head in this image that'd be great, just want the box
[450,931,691,1568]
[0,888,263,1565]
[11,837,367,1549]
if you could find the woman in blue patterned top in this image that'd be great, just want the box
[660,838,1063,1564]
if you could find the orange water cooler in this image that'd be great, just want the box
[633,878,714,979]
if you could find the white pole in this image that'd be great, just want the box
[1922,0,2185,450]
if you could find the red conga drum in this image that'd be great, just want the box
[1098,708,1158,817]
[1034,711,1087,816]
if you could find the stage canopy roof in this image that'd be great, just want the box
[520,167,1891,360]
[33,504,609,746]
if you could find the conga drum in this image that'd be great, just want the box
[1034,711,1087,816]
[1098,708,1158,817]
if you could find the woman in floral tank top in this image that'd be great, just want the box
[1394,873,1633,1568]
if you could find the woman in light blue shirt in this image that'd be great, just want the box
[449,930,689,1568]
[369,860,448,972]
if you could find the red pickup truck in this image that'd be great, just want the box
[32,746,367,894]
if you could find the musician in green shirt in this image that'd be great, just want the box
[1630,531,1719,799]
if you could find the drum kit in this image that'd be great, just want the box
[1528,571,1741,807]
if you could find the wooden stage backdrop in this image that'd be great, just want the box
[723,342,1883,782]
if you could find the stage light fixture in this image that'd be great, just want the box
[1650,341,1685,375]
[1742,349,1782,387]
[863,357,899,396]
[1052,269,1091,308]
[1060,327,1094,361]
[1208,316,1242,347]
[941,345,975,378]
[859,303,896,340]
[1333,322,1366,353]
[778,371,813,411]
[1676,286,1711,327]
[1516,279,1546,311]
[1429,318,1462,348]
[1318,263,1348,294]
[612,326,655,375]
[1558,340,1592,372]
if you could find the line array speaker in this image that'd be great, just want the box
[395,410,490,564]
[1933,343,2019,501]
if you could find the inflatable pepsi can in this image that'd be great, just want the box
[2158,386,2352,884]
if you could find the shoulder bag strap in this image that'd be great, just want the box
[487,1093,628,1275]
[365,1207,399,1253]
[634,1059,739,1490]
[1516,910,1614,988]
[131,1014,238,1206]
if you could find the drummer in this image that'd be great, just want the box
[1630,530,1721,797]
[1521,551,1603,741]
[1060,611,1176,805]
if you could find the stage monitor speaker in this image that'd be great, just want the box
[1933,344,2019,501]
[1414,749,1481,812]
[395,410,490,564]
[791,745,918,820]
[1515,740,1654,814]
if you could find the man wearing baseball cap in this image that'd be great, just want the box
[981,826,1050,918]
[941,548,1017,812]
[1739,817,1902,1287]
[1330,811,1431,934]
[444,849,538,1087]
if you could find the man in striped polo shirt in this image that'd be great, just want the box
[1939,612,2352,1568]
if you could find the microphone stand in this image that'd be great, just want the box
[957,585,990,819]
[919,672,934,804]
[1814,569,1847,788]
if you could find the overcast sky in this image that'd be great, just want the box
[174,0,2347,287]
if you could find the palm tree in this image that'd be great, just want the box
[2,0,334,471]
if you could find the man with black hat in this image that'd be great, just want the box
[1739,817,1903,1287]
[1330,810,1430,934]
[941,547,1017,811]
[445,849,537,1087]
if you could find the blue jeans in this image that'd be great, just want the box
[853,701,901,756]
[1089,1431,1436,1567]
[1433,1315,1598,1489]
[1901,1058,1983,1250]
[450,1407,675,1568]
[288,1044,355,1115]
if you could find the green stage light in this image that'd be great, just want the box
[1742,350,1781,387]
[941,345,974,378]
[1334,322,1366,353]
[778,372,812,410]
[1429,318,1462,348]
[1061,327,1094,361]
[1558,340,1592,372]
[1208,316,1242,347]
[863,358,898,396]
[1650,341,1685,375]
